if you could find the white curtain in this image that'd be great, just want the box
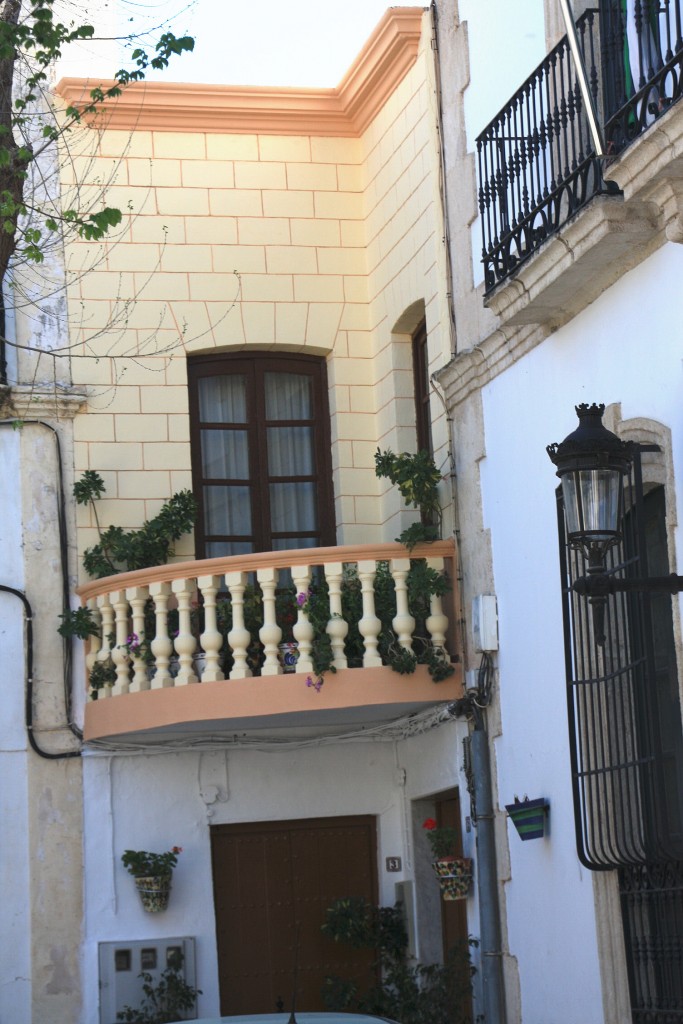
[201,429,249,478]
[263,373,316,539]
[204,485,252,535]
[199,374,247,423]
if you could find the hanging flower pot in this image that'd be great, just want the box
[134,875,172,913]
[431,857,473,901]
[505,797,548,841]
[121,846,182,913]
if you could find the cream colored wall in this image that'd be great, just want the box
[362,20,453,540]
[64,13,450,573]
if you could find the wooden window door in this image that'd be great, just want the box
[210,815,378,1015]
[188,354,335,558]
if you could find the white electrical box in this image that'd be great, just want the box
[472,594,498,652]
[99,936,196,1024]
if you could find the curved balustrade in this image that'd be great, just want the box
[77,542,462,737]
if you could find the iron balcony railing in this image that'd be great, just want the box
[476,9,613,293]
[602,0,683,156]
[476,2,683,292]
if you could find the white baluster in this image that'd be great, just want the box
[149,582,173,689]
[425,557,449,653]
[326,562,348,670]
[390,558,416,651]
[225,571,252,679]
[357,560,382,668]
[171,579,198,685]
[96,594,115,699]
[110,589,131,696]
[257,567,282,676]
[197,575,224,682]
[291,564,314,674]
[126,585,150,693]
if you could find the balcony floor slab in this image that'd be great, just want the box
[84,663,463,745]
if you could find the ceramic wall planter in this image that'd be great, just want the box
[505,798,549,841]
[278,641,299,673]
[431,857,473,900]
[134,875,172,912]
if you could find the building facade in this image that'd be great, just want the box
[1,9,474,1023]
[2,3,682,1022]
[434,0,683,1021]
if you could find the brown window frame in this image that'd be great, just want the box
[412,319,432,456]
[188,352,336,558]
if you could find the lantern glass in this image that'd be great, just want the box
[562,467,623,545]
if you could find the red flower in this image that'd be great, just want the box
[422,818,437,831]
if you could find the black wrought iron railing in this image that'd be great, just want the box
[476,2,683,293]
[602,0,683,156]
[476,10,613,293]
[619,861,683,1024]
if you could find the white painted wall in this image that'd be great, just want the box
[82,729,471,1022]
[478,241,683,1022]
[0,428,32,1023]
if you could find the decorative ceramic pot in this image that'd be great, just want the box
[431,857,473,901]
[134,875,172,912]
[505,798,548,841]
[278,641,299,673]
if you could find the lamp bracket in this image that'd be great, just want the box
[573,572,683,598]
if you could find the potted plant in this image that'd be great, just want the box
[121,846,183,913]
[422,818,472,901]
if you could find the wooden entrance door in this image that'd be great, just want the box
[436,792,468,958]
[211,815,378,1015]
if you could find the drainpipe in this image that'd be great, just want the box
[449,658,506,1024]
[471,715,505,1024]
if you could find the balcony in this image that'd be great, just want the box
[78,540,463,745]
[476,2,683,323]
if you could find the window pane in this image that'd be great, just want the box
[204,485,252,535]
[206,540,254,558]
[272,536,318,550]
[267,426,314,476]
[199,375,247,423]
[201,429,249,479]
[264,373,311,420]
[269,482,317,532]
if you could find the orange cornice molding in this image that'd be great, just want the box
[55,8,425,137]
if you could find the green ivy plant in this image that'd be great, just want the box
[375,448,442,549]
[87,657,116,699]
[373,449,455,682]
[321,897,475,1024]
[73,471,197,579]
[59,472,197,693]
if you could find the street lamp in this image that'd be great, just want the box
[548,403,683,644]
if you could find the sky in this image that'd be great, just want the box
[58,0,417,88]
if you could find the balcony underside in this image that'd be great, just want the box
[84,664,463,744]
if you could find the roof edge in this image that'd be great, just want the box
[54,8,425,137]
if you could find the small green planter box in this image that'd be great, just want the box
[505,798,548,841]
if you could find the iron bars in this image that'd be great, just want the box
[602,0,683,157]
[476,9,614,293]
